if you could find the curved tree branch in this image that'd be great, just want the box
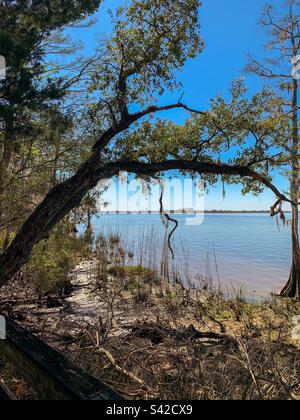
[102,159,292,204]
[0,156,293,288]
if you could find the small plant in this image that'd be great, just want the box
[109,234,121,246]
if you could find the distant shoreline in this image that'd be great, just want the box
[100,210,292,215]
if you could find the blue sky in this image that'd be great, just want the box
[69,0,290,211]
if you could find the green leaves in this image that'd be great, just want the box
[88,0,203,119]
[0,0,102,132]
[108,79,287,197]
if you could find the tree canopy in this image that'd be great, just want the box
[0,0,298,297]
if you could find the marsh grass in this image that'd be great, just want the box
[1,226,300,400]
[58,228,300,400]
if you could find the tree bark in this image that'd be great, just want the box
[280,78,300,299]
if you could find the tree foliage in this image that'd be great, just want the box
[0,0,298,297]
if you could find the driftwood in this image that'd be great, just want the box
[129,323,236,346]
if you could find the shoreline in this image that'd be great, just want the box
[1,258,299,400]
[0,227,298,400]
[100,211,288,215]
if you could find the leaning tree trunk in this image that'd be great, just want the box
[0,153,110,287]
[0,122,125,287]
[280,78,300,300]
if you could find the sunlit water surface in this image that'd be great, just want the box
[87,213,295,298]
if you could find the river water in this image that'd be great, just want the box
[88,213,294,298]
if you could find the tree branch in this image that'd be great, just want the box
[101,159,292,204]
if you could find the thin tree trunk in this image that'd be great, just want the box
[0,132,14,185]
[280,78,300,299]
[0,130,15,251]
[2,226,11,251]
[280,204,300,299]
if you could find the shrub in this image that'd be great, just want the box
[27,223,86,296]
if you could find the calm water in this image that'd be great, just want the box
[90,213,294,298]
